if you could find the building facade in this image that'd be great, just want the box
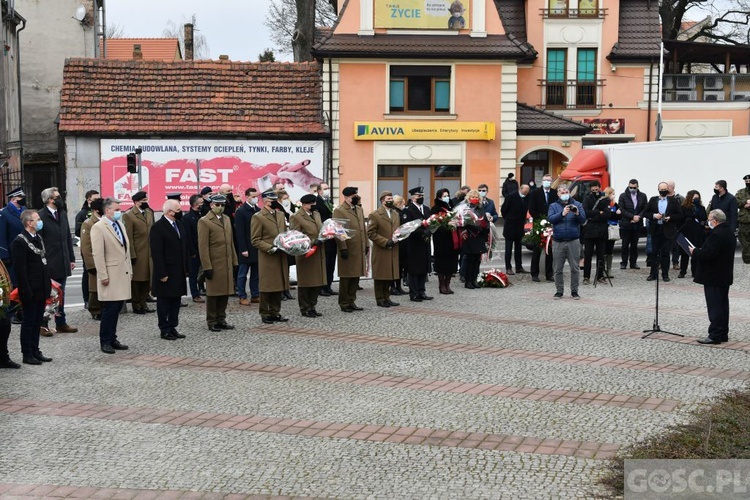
[0,0,25,201]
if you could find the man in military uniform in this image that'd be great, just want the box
[403,186,433,301]
[333,186,369,312]
[290,194,326,317]
[198,194,238,331]
[80,198,104,320]
[0,187,27,324]
[122,191,154,314]
[367,191,400,308]
[735,174,750,264]
[251,189,290,324]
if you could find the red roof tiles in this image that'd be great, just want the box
[102,38,182,61]
[59,59,326,136]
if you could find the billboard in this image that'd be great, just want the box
[583,118,625,135]
[354,121,495,140]
[374,0,471,30]
[100,139,325,210]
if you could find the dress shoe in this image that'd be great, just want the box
[389,287,403,296]
[377,301,391,308]
[630,265,640,270]
[133,309,147,315]
[91,314,102,321]
[325,288,339,296]
[340,306,354,313]
[410,295,423,302]
[672,263,680,271]
[239,298,251,306]
[0,358,21,369]
[283,291,294,300]
[350,304,364,311]
[303,310,319,317]
[620,263,627,270]
[464,282,476,289]
[319,289,332,297]
[546,277,555,282]
[678,272,686,278]
[192,296,205,303]
[646,275,656,281]
[217,322,235,330]
[273,315,289,322]
[310,309,323,317]
[697,337,722,345]
[251,297,260,303]
[419,294,433,301]
[208,324,222,332]
[111,341,129,350]
[505,269,515,275]
[386,300,400,307]
[532,276,541,282]
[161,333,178,340]
[516,268,529,274]
[357,286,363,290]
[146,296,157,303]
[662,275,671,282]
[171,330,186,339]
[40,327,53,337]
[57,324,78,333]
[34,351,53,362]
[281,294,289,301]
[262,316,275,324]
[11,316,22,325]
[100,344,116,354]
[23,355,42,365]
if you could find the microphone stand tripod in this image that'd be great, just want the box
[643,236,683,339]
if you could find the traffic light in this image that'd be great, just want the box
[126,153,137,173]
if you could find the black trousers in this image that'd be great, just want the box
[583,238,606,279]
[156,297,181,334]
[82,261,89,304]
[649,227,672,278]
[99,300,124,346]
[131,280,150,311]
[408,273,427,297]
[530,246,553,279]
[20,299,45,356]
[679,247,697,276]
[324,240,337,287]
[504,237,522,270]
[704,285,730,341]
[620,225,640,267]
[0,317,11,360]
[465,254,482,284]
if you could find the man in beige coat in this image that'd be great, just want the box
[367,191,400,308]
[290,194,326,318]
[251,189,290,324]
[198,194,238,332]
[122,191,154,314]
[91,198,132,354]
[80,198,103,320]
[333,186,369,312]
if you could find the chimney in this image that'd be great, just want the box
[219,55,229,62]
[184,23,194,60]
[133,44,142,60]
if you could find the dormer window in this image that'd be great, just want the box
[389,66,451,114]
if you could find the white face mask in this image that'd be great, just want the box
[281,200,291,209]
[322,189,330,198]
[441,196,450,203]
[542,180,552,189]
[249,197,258,205]
[478,191,487,198]
[708,220,715,229]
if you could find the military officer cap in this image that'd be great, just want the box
[7,187,24,199]
[261,189,278,200]
[132,191,148,202]
[200,186,213,196]
[299,194,317,204]
[743,174,750,181]
[342,186,358,196]
[166,192,182,201]
[408,186,425,196]
[209,194,227,204]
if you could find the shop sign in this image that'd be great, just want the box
[354,121,495,141]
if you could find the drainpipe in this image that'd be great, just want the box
[646,60,653,142]
[327,58,334,191]
[15,16,26,177]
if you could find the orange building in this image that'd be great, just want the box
[314,0,749,207]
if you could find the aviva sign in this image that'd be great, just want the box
[354,122,495,141]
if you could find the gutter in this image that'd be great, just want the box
[15,15,25,174]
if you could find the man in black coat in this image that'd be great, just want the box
[403,186,433,301]
[150,200,189,341]
[691,209,736,344]
[643,182,684,282]
[708,180,738,234]
[11,210,52,365]
[182,195,205,302]
[500,184,530,274]
[235,187,261,305]
[528,174,558,282]
[617,179,647,269]
[37,186,77,334]
[315,182,338,296]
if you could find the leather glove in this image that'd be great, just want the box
[267,246,278,254]
[340,249,349,260]
[87,268,97,275]
[204,269,213,280]
[314,239,323,247]
[386,240,395,249]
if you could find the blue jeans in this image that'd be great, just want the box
[188,256,201,298]
[236,262,259,299]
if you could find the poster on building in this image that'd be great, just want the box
[583,119,625,135]
[374,0,471,30]
[100,139,325,210]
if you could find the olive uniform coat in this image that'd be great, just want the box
[80,213,100,293]
[122,208,154,282]
[367,206,400,280]
[332,203,369,278]
[290,210,326,287]
[91,217,133,302]
[197,212,238,296]
[250,207,290,292]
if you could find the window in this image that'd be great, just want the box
[546,49,567,108]
[389,66,451,114]
[576,49,597,107]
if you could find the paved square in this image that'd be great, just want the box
[1,253,749,498]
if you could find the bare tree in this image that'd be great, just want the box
[265,0,337,58]
[163,14,210,59]
[661,0,750,44]
[105,22,126,39]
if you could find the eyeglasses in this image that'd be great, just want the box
[478,190,487,193]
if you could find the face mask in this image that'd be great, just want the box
[17,198,26,206]
[542,180,551,188]
[35,220,43,231]
[693,198,700,205]
[281,200,291,209]
[629,187,638,193]
[250,197,258,205]
[441,196,450,203]
[113,210,122,221]
[478,191,487,198]
[519,194,526,199]
[469,198,479,205]
[140,202,149,210]
[212,206,224,215]
[560,194,570,202]
[415,197,424,205]
[53,198,64,209]
[708,220,715,229]
[173,211,183,220]
[271,201,282,210]
[659,190,669,197]
[384,200,394,208]
[714,188,720,195]
[351,196,361,206]
[746,182,750,188]
[322,189,330,198]
[310,205,318,212]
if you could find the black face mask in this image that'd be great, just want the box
[270,201,282,210]
[658,190,669,197]
[384,201,394,208]
[17,198,26,206]
[53,198,64,210]
[140,202,150,210]
[351,196,361,206]
[173,211,183,220]
[714,188,721,195]
[746,182,750,188]
[415,197,424,205]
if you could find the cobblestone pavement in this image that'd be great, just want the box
[1,251,749,499]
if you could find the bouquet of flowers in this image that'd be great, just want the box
[8,279,62,323]
[477,268,511,288]
[0,260,16,320]
[319,218,353,241]
[273,230,312,256]
[423,212,459,233]
[522,217,554,254]
[452,204,480,227]
[392,219,424,242]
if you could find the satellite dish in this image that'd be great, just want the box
[74,5,86,21]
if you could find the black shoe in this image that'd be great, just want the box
[546,277,555,282]
[646,275,656,281]
[697,337,721,345]
[208,324,222,332]
[620,263,627,270]
[273,315,289,322]
[161,333,178,340]
[553,292,563,299]
[389,287,403,296]
[377,301,391,308]
[357,286,363,290]
[465,282,476,289]
[310,309,323,317]
[350,304,364,311]
[133,309,147,315]
[171,330,186,339]
[410,295,423,302]
[100,344,116,354]
[419,294,433,301]
[505,269,515,276]
[283,291,294,300]
[34,351,52,362]
[302,310,319,317]
[678,272,686,278]
[532,276,541,282]
[23,355,42,365]
[386,300,400,307]
[630,265,641,269]
[402,277,409,287]
[340,306,354,313]
[320,289,332,297]
[0,358,21,369]
[261,316,275,324]
[327,289,339,296]
[571,292,581,300]
[662,275,671,282]
[111,341,129,350]
[11,316,22,325]
[281,294,289,301]
[92,314,102,321]
[217,322,235,330]
[516,268,529,274]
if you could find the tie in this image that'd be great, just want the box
[172,220,180,238]
[53,211,58,221]
[545,191,549,204]
[112,221,123,244]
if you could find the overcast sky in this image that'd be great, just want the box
[106,0,290,62]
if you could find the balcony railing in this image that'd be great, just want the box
[540,8,607,19]
[539,79,605,109]
[662,73,750,102]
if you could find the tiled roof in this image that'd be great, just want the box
[59,59,326,136]
[494,0,527,43]
[607,0,661,62]
[102,38,183,61]
[313,33,534,60]
[516,103,591,136]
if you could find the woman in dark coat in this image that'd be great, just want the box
[582,191,610,284]
[602,187,622,278]
[679,190,707,278]
[431,189,459,294]
[462,190,490,289]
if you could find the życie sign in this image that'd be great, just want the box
[374,0,471,30]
